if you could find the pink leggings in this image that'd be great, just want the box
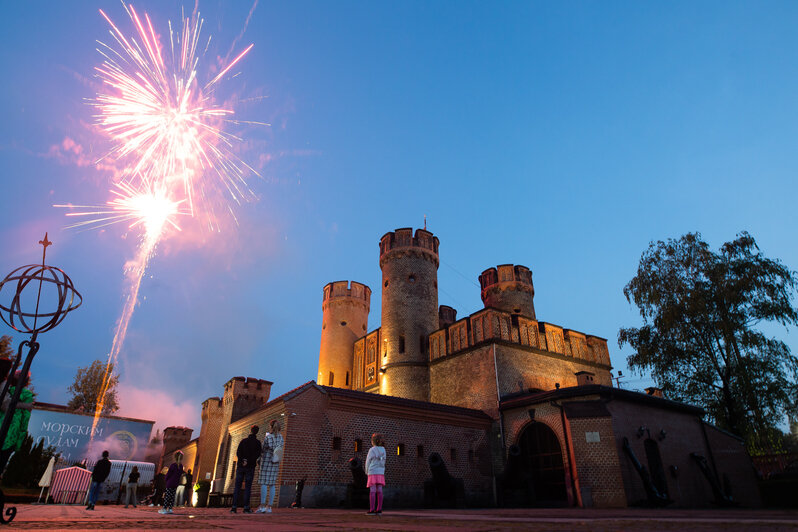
[369,485,383,512]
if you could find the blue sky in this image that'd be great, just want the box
[0,1,796,432]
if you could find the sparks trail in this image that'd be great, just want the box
[55,1,261,441]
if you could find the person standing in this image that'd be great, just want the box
[150,468,166,506]
[365,433,386,515]
[160,451,184,515]
[124,466,140,508]
[231,425,261,513]
[86,450,111,510]
[0,371,34,476]
[175,467,187,507]
[183,469,193,506]
[256,419,284,514]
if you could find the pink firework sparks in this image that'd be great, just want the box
[94,3,259,224]
[56,2,261,438]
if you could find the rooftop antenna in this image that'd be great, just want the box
[423,214,427,231]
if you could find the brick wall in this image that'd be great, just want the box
[606,399,759,508]
[429,342,612,421]
[567,417,626,507]
[702,423,761,507]
[217,385,493,509]
[197,398,224,483]
[430,345,499,417]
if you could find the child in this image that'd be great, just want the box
[364,433,386,515]
[160,451,184,514]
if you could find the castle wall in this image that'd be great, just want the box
[217,384,493,509]
[197,398,224,483]
[607,399,758,508]
[565,415,626,507]
[429,340,612,419]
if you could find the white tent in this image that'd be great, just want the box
[37,456,55,504]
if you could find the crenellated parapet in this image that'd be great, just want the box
[428,307,610,367]
[223,376,273,422]
[322,281,371,310]
[379,228,439,268]
[479,264,536,319]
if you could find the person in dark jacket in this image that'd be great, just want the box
[150,469,166,506]
[160,451,184,514]
[86,450,111,510]
[231,425,261,513]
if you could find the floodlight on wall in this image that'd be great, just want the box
[658,429,666,441]
[636,426,647,438]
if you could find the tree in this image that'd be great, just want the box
[0,335,14,360]
[619,232,798,453]
[2,435,57,488]
[67,360,120,415]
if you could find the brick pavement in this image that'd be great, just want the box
[6,504,798,531]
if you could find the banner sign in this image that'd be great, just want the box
[28,407,153,462]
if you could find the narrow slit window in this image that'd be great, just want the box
[328,371,334,386]
[399,335,405,353]
[332,437,341,450]
[397,443,405,456]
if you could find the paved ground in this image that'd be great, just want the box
[4,504,798,531]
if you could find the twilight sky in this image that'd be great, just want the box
[0,1,796,434]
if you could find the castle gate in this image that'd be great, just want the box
[517,422,568,505]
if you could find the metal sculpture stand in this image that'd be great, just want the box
[0,234,82,524]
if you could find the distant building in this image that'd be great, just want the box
[166,226,760,508]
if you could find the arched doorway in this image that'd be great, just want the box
[504,422,568,506]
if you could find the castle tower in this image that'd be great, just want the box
[479,264,536,319]
[317,281,371,388]
[379,227,439,401]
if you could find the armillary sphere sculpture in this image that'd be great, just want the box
[0,234,81,524]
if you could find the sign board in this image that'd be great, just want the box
[585,431,601,443]
[28,407,153,462]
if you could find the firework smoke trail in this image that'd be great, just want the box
[57,2,259,439]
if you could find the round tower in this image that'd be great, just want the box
[318,281,371,389]
[479,264,536,319]
[379,227,439,401]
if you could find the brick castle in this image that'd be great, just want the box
[162,227,760,509]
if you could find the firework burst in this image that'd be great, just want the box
[56,2,261,437]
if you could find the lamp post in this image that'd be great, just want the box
[0,234,82,524]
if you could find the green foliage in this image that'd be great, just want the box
[2,435,57,488]
[67,359,119,415]
[620,232,798,453]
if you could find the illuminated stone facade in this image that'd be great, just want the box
[167,226,761,510]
